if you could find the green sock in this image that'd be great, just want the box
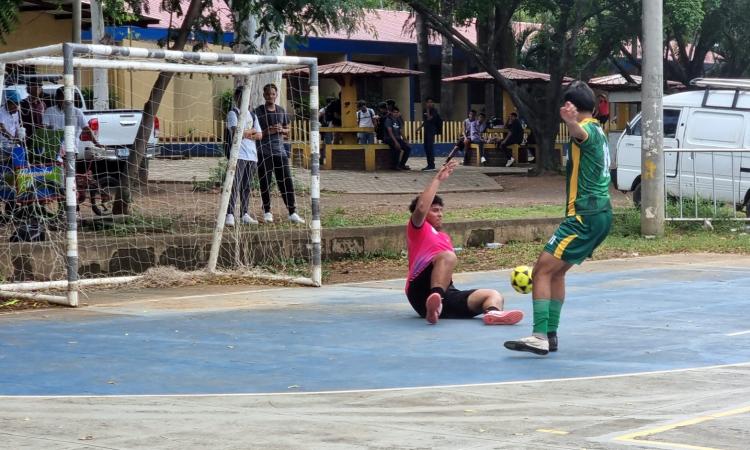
[548,300,564,333]
[532,299,551,335]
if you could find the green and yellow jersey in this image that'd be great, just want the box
[565,118,612,216]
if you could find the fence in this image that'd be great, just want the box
[662,148,750,222]
[286,121,571,147]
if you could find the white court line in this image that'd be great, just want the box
[1,361,748,400]
[726,330,750,336]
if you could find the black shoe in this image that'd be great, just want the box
[398,165,411,171]
[547,332,558,352]
[421,166,436,172]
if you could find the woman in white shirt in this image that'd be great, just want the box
[225,86,263,226]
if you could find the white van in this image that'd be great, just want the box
[615,82,750,212]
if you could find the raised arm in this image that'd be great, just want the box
[410,160,458,227]
[560,101,588,142]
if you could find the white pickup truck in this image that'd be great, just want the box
[5,79,159,162]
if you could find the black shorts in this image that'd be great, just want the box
[406,264,478,319]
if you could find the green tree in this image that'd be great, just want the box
[407,0,615,173]
[0,0,21,44]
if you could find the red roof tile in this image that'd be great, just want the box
[588,74,685,89]
[443,68,572,83]
[288,60,422,77]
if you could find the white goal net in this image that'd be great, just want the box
[0,43,321,306]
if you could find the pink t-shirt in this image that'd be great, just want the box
[405,219,454,292]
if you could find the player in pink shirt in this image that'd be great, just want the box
[406,160,524,325]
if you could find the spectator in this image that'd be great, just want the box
[499,112,523,167]
[447,110,475,164]
[596,93,609,126]
[416,97,442,171]
[254,83,305,224]
[356,100,376,144]
[42,87,99,148]
[374,101,389,143]
[0,90,21,154]
[467,112,488,165]
[383,105,411,170]
[19,81,45,146]
[318,96,335,165]
[385,98,396,113]
[224,86,263,227]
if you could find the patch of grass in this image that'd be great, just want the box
[322,205,566,229]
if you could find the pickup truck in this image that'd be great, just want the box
[4,78,159,167]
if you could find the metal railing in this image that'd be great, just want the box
[664,148,750,221]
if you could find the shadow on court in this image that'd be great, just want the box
[1,253,749,449]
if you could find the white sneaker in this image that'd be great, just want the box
[242,213,258,225]
[263,212,274,223]
[505,157,515,167]
[503,335,549,355]
[480,156,487,164]
[225,214,235,227]
[288,212,306,224]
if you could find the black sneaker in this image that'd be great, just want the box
[547,332,558,352]
[421,166,437,172]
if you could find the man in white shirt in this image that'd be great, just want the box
[225,86,263,226]
[0,90,21,153]
[42,87,99,149]
[356,100,376,144]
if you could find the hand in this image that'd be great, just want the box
[436,160,458,181]
[560,101,579,124]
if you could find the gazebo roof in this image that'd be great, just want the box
[588,74,685,90]
[443,68,572,83]
[288,61,422,78]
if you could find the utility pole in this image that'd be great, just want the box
[90,0,109,110]
[72,0,82,84]
[641,0,664,237]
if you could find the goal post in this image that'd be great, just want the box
[0,43,322,306]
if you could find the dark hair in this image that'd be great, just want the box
[357,100,366,107]
[385,99,396,106]
[478,112,486,117]
[391,105,400,112]
[377,101,387,109]
[510,112,518,118]
[563,80,596,113]
[263,83,278,93]
[55,87,65,100]
[409,194,444,213]
[424,97,434,102]
[469,109,477,115]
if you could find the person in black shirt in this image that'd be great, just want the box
[383,106,411,170]
[500,112,524,167]
[254,83,305,224]
[417,97,442,171]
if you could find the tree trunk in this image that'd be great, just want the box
[415,12,431,102]
[439,0,454,119]
[122,0,203,214]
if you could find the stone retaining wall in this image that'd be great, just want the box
[1,217,560,281]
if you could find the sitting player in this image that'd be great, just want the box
[405,160,523,325]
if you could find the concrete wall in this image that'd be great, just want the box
[1,217,560,281]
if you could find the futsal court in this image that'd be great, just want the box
[1,253,749,449]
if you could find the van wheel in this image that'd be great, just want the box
[632,183,642,208]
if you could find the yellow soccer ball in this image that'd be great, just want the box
[510,265,533,294]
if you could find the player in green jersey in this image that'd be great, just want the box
[504,81,613,356]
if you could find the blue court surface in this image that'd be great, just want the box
[1,256,749,396]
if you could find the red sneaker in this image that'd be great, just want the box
[483,309,524,325]
[425,293,443,325]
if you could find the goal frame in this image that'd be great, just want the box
[0,43,322,306]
